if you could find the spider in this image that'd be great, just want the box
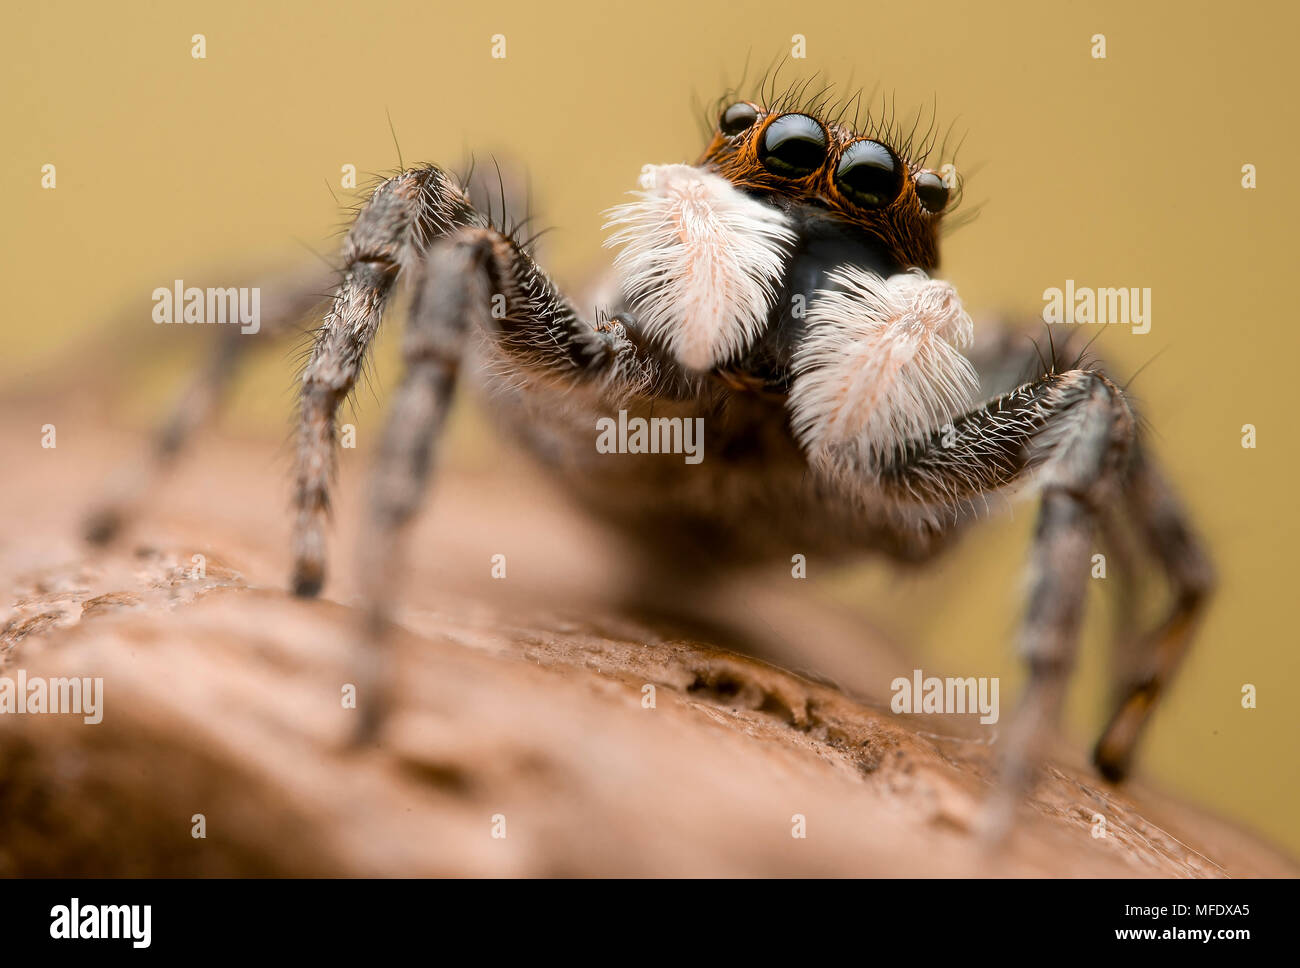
[84,83,1214,834]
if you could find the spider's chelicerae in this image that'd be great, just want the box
[86,84,1214,833]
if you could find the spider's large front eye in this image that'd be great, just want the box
[758,114,827,178]
[835,140,903,209]
[915,170,951,213]
[720,102,759,136]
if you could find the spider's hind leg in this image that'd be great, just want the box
[1092,439,1215,781]
[82,262,331,545]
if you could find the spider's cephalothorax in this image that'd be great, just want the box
[600,98,977,480]
[86,87,1215,835]
[700,100,951,272]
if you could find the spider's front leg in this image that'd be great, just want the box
[865,368,1143,832]
[959,322,1216,788]
[351,224,656,738]
[292,166,477,596]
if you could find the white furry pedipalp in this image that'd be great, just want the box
[789,267,979,470]
[603,164,795,371]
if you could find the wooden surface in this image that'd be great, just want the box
[1,397,1294,877]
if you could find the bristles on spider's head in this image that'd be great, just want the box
[790,267,978,469]
[603,164,795,372]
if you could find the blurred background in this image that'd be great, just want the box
[2,0,1296,856]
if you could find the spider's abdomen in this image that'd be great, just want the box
[481,375,946,569]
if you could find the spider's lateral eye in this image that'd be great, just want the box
[915,170,951,213]
[835,140,903,209]
[720,102,759,136]
[758,114,828,178]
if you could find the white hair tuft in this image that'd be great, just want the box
[790,267,979,471]
[603,164,795,371]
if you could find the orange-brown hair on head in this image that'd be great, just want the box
[697,95,961,273]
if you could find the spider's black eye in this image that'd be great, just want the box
[758,114,827,178]
[835,140,902,209]
[720,102,759,136]
[915,170,951,213]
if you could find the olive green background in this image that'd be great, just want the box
[3,1,1296,854]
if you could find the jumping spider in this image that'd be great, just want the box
[85,85,1214,832]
